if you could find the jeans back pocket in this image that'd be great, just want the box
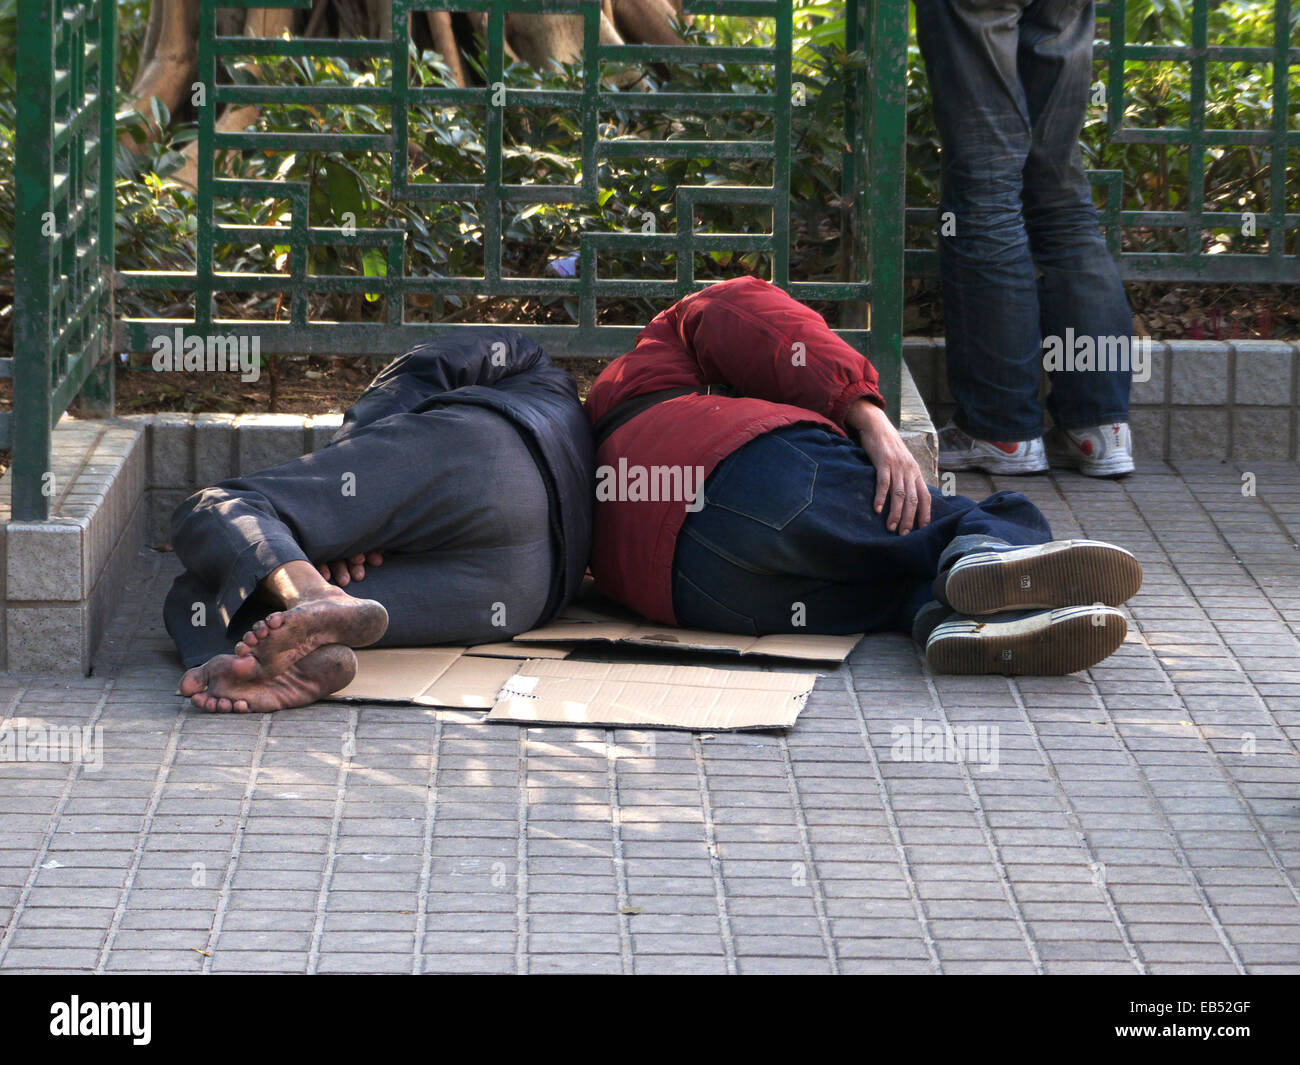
[703,432,818,531]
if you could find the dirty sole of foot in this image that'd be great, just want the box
[941,539,1142,615]
[926,606,1127,676]
[242,596,389,675]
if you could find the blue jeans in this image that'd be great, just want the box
[672,426,1054,639]
[915,0,1132,440]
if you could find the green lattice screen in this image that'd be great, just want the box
[11,0,117,520]
[115,0,907,414]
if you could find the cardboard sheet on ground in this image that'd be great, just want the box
[513,601,862,662]
[329,643,568,707]
[329,597,840,729]
[487,658,817,731]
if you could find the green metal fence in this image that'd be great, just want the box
[12,0,117,520]
[1093,0,1297,280]
[115,0,904,395]
[906,0,1299,281]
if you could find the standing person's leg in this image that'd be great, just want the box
[914,0,1045,449]
[1019,0,1134,472]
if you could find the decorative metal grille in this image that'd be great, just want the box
[12,0,116,519]
[115,0,906,405]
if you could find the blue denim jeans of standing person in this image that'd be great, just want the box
[671,425,1055,640]
[914,0,1133,441]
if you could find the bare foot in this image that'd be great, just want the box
[234,587,388,677]
[179,643,357,712]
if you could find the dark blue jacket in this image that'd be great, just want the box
[336,327,595,623]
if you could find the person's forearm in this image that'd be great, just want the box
[845,396,891,437]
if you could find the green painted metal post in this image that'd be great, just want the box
[80,0,118,417]
[12,0,118,518]
[13,0,57,520]
[866,0,908,418]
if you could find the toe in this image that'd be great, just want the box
[178,666,207,697]
[233,699,250,713]
[229,654,262,680]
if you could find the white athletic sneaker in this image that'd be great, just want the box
[937,423,1048,475]
[1046,422,1135,477]
[926,604,1127,675]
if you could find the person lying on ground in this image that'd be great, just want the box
[584,275,1142,675]
[167,328,594,712]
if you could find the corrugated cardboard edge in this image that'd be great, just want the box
[465,642,571,659]
[416,655,522,709]
[329,647,464,703]
[486,658,817,731]
[514,611,861,662]
[328,643,568,705]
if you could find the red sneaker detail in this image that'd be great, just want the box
[991,441,1020,454]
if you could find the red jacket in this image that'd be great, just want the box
[584,275,886,623]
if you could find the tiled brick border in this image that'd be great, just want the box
[904,338,1299,461]
[898,359,938,481]
[0,421,146,672]
[123,411,345,548]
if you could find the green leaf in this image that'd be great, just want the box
[362,248,387,303]
[324,159,367,228]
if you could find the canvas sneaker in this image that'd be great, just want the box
[1047,422,1135,477]
[934,539,1143,615]
[937,423,1048,475]
[926,604,1127,675]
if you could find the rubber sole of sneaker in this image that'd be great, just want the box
[1048,451,1136,478]
[938,453,1050,476]
[926,606,1127,675]
[940,539,1143,614]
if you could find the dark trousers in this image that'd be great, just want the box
[914,0,1132,439]
[165,403,556,667]
[672,425,1054,638]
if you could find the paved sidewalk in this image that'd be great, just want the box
[1,460,1298,974]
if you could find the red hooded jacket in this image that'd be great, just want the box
[584,275,886,623]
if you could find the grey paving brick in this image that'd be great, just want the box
[422,954,517,974]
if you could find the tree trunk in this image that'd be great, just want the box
[128,0,688,158]
[425,11,468,88]
[127,0,198,137]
